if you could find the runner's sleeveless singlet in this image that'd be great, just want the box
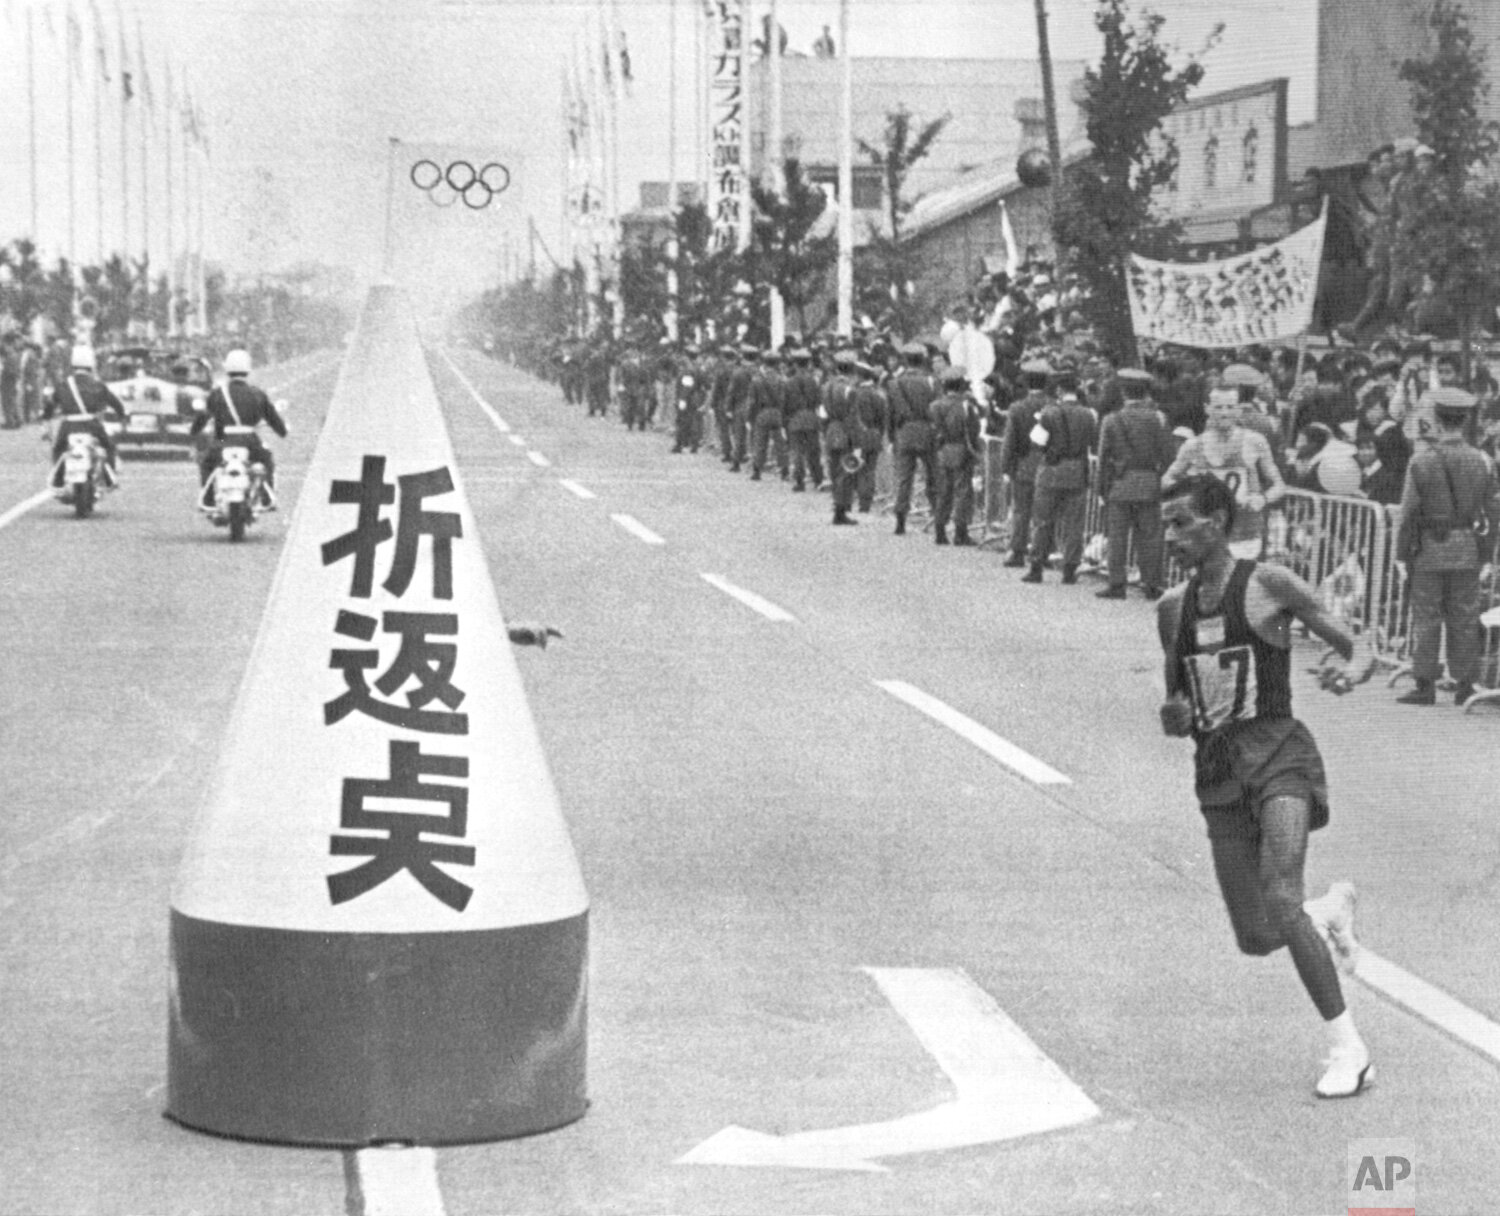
[1175,560,1292,735]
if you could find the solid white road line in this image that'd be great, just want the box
[0,490,55,534]
[874,680,1072,786]
[1357,948,1500,1064]
[348,1146,446,1216]
[527,450,551,467]
[610,513,665,545]
[558,479,596,499]
[437,348,511,431]
[700,573,797,623]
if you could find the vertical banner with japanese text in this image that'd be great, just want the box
[706,0,749,252]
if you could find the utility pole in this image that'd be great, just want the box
[767,0,785,346]
[1034,0,1065,268]
[836,0,852,338]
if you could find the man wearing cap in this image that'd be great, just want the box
[929,368,982,546]
[748,349,789,481]
[999,360,1050,566]
[670,345,706,454]
[851,359,888,514]
[821,353,860,525]
[1022,367,1096,584]
[887,342,940,535]
[1096,368,1174,598]
[708,345,739,462]
[726,344,759,472]
[785,349,825,491]
[1393,387,1500,706]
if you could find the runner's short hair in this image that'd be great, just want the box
[1162,473,1238,534]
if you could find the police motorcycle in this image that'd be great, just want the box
[52,428,108,518]
[200,425,271,542]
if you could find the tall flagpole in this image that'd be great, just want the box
[67,18,77,267]
[383,136,399,279]
[27,7,40,242]
[95,29,105,261]
[665,0,679,342]
[120,22,130,272]
[165,64,176,334]
[836,0,852,337]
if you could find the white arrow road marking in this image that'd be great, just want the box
[610,513,665,545]
[678,967,1099,1171]
[347,1146,446,1216]
[0,490,56,534]
[700,573,797,623]
[1357,949,1500,1062]
[437,348,510,431]
[527,450,551,467]
[558,479,596,500]
[875,680,1071,786]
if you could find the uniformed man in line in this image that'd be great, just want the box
[929,366,982,546]
[749,349,789,481]
[1023,367,1097,584]
[1393,387,1500,706]
[709,344,738,462]
[1095,367,1174,599]
[785,348,825,491]
[887,341,940,535]
[583,338,612,417]
[999,360,1051,566]
[670,344,705,454]
[822,351,861,525]
[726,344,758,472]
[851,358,889,513]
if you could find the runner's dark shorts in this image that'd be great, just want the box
[1193,716,1330,841]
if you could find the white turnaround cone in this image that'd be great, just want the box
[167,287,588,1146]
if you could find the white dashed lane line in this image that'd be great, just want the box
[347,1146,446,1216]
[700,573,797,623]
[0,490,57,534]
[527,450,552,468]
[610,513,665,545]
[508,434,526,447]
[438,348,511,432]
[558,479,596,500]
[874,680,1072,786]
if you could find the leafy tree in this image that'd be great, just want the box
[856,106,949,337]
[671,200,744,344]
[1394,0,1500,363]
[0,239,48,330]
[1054,0,1218,363]
[747,158,837,337]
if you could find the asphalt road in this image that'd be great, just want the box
[1,338,1497,1216]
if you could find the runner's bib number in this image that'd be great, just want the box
[1183,644,1258,734]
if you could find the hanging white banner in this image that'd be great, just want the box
[1125,202,1327,349]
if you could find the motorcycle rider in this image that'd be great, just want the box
[41,345,124,492]
[191,349,288,507]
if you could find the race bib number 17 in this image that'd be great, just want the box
[1183,645,1258,734]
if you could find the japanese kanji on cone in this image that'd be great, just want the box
[167,285,589,1146]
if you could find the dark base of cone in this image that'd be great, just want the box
[167,909,587,1147]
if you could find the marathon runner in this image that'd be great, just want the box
[1156,473,1379,1099]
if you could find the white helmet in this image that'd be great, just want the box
[70,344,97,372]
[223,349,252,376]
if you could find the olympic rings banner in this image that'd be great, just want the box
[409,158,512,210]
[705,0,749,253]
[1125,203,1327,350]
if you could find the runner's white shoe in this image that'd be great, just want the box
[1315,1043,1374,1099]
[1305,881,1360,977]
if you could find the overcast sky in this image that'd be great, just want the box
[0,0,1315,314]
